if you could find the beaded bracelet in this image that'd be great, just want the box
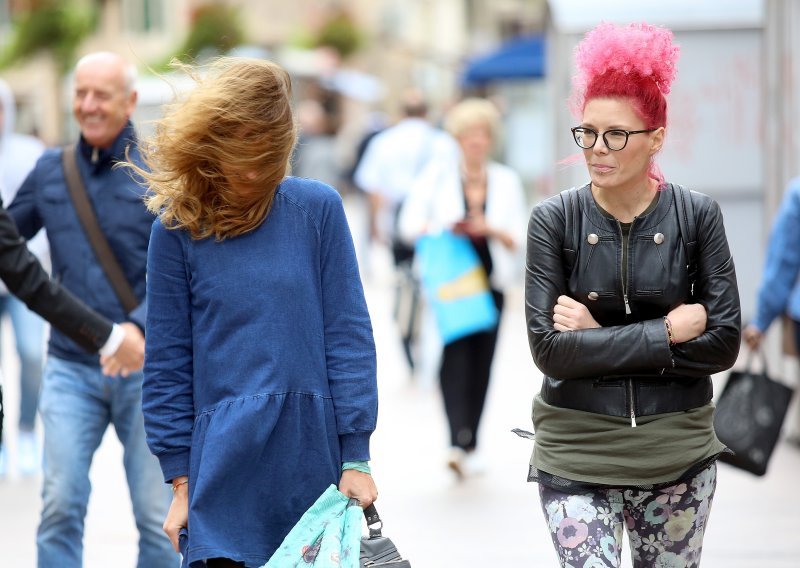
[663,316,676,346]
[172,479,189,493]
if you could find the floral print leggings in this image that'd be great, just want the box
[538,463,717,568]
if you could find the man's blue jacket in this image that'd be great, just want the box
[9,122,153,366]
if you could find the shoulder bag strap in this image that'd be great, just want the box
[673,183,698,297]
[560,186,581,275]
[62,144,140,313]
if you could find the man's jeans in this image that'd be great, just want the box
[36,357,177,568]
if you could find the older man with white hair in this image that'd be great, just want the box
[8,52,177,567]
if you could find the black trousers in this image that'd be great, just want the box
[206,559,244,567]
[440,291,503,450]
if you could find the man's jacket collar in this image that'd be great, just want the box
[77,121,137,173]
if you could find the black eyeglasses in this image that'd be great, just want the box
[571,127,657,151]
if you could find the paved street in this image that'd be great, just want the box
[1,195,799,566]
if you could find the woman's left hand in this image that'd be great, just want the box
[459,213,515,249]
[553,295,601,332]
[163,478,190,553]
[461,212,489,237]
[339,469,378,508]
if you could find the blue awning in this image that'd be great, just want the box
[462,35,546,86]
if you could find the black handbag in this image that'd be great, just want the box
[359,503,411,567]
[714,353,795,476]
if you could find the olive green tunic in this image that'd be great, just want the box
[530,395,726,487]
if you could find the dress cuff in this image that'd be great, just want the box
[339,432,372,462]
[157,451,191,484]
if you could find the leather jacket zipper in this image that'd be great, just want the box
[618,218,636,426]
[628,378,637,427]
[616,219,634,315]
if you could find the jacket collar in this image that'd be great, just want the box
[77,121,137,173]
[577,182,675,233]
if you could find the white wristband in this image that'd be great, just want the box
[99,323,126,356]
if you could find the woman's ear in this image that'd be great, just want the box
[649,127,666,155]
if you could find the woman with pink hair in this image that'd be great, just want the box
[524,22,740,567]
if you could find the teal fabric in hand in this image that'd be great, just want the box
[262,484,362,567]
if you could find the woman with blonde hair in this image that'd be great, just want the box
[130,57,378,567]
[398,97,527,478]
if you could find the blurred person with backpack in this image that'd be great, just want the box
[0,78,47,477]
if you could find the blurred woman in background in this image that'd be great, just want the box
[398,97,527,479]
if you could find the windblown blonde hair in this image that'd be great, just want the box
[129,57,297,240]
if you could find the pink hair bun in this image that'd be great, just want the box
[574,22,680,96]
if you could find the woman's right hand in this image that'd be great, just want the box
[742,323,764,351]
[666,303,707,343]
[163,478,189,553]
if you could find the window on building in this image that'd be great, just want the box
[0,0,10,39]
[121,0,165,34]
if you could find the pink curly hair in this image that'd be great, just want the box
[571,21,680,123]
[570,22,680,184]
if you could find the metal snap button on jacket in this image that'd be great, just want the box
[587,233,599,245]
[654,232,665,244]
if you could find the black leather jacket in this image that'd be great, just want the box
[525,183,741,421]
[0,205,112,352]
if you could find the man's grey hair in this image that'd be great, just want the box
[75,52,137,94]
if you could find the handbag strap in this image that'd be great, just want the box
[743,349,769,378]
[62,144,140,313]
[363,503,383,539]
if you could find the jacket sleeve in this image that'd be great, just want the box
[0,206,112,353]
[319,191,378,463]
[141,220,193,482]
[752,180,800,332]
[6,166,43,239]
[525,198,674,379]
[127,297,147,333]
[669,196,741,376]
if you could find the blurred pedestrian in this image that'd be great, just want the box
[343,110,388,276]
[344,110,388,197]
[398,98,526,478]
[355,89,456,263]
[354,89,457,371]
[0,199,145,461]
[743,177,800,354]
[525,23,740,567]
[8,52,176,567]
[129,57,378,567]
[0,78,47,477]
[292,97,341,188]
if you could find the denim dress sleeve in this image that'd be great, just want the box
[142,218,194,482]
[318,191,378,462]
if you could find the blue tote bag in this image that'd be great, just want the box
[415,230,498,344]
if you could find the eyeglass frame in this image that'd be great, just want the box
[570,126,658,151]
